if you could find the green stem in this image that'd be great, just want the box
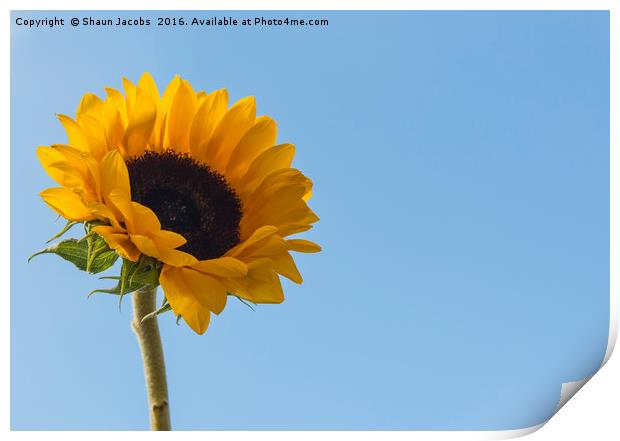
[131,287,171,430]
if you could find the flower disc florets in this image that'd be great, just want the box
[126,151,242,260]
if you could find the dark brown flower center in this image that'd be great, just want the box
[125,150,242,260]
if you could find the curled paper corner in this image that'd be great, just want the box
[483,388,586,441]
[547,270,619,421]
[488,319,617,440]
[487,423,545,440]
[556,376,592,412]
[550,294,620,413]
[385,424,546,440]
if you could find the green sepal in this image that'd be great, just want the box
[87,287,123,297]
[46,220,80,244]
[29,236,118,274]
[128,256,161,290]
[84,219,108,231]
[229,294,256,311]
[87,233,119,273]
[141,302,172,323]
[87,255,162,310]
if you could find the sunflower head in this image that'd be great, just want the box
[34,72,320,334]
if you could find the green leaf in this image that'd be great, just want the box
[30,234,119,274]
[29,238,88,271]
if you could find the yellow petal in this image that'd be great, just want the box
[148,229,187,249]
[40,187,92,221]
[100,150,130,199]
[271,252,303,284]
[57,114,89,152]
[76,93,104,120]
[241,169,310,215]
[186,270,228,314]
[41,162,89,191]
[160,75,181,116]
[128,234,160,258]
[277,221,317,237]
[78,114,108,160]
[156,76,181,148]
[164,266,228,314]
[157,248,198,267]
[240,180,312,239]
[87,202,123,230]
[303,185,313,202]
[286,239,321,253]
[226,225,278,258]
[122,77,137,117]
[36,146,70,185]
[229,261,284,304]
[123,86,157,157]
[39,145,100,200]
[203,96,256,171]
[92,225,140,261]
[239,234,288,258]
[225,116,277,186]
[107,189,135,232]
[130,234,197,267]
[191,256,248,278]
[160,266,213,334]
[105,87,128,126]
[130,202,161,234]
[237,144,295,197]
[165,79,197,152]
[156,113,169,153]
[138,72,166,148]
[189,88,229,160]
[47,144,91,172]
[103,95,126,154]
[241,198,310,239]
[137,72,161,103]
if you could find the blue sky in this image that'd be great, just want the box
[11,11,609,430]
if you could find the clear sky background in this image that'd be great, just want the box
[11,11,609,430]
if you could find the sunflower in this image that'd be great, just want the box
[37,73,320,334]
